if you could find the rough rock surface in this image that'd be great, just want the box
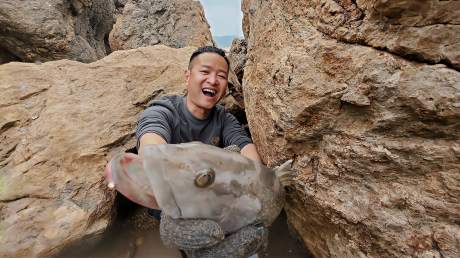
[0,0,115,64]
[224,39,248,126]
[242,0,460,257]
[109,0,214,51]
[0,45,195,258]
[228,39,248,84]
[309,0,460,70]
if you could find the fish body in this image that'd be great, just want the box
[105,142,286,233]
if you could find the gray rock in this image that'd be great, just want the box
[0,0,115,63]
[228,39,248,84]
[109,0,214,50]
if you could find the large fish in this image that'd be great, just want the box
[105,142,293,233]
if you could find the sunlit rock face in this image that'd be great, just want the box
[310,0,460,70]
[109,0,215,51]
[0,45,194,258]
[242,0,460,257]
[0,0,115,64]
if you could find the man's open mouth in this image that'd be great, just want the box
[202,88,216,97]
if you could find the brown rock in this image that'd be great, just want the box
[242,0,460,257]
[0,45,195,258]
[222,39,248,124]
[305,0,460,70]
[0,0,115,64]
[228,38,248,84]
[109,0,214,50]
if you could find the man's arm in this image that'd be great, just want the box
[241,143,262,163]
[139,132,166,155]
[222,112,263,162]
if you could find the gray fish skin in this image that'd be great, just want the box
[141,142,286,233]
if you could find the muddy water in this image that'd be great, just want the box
[57,206,312,258]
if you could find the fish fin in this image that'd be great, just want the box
[274,159,295,187]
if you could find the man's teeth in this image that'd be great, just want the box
[203,88,216,96]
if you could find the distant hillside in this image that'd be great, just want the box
[214,35,241,50]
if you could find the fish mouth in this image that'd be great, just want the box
[104,162,113,186]
[105,153,160,209]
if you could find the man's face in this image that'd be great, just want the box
[185,52,229,111]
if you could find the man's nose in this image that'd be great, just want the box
[207,74,218,85]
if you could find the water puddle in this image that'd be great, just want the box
[57,203,312,258]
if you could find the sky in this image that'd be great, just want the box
[199,0,243,37]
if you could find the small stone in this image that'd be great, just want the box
[340,90,371,106]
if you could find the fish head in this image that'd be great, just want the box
[140,142,263,224]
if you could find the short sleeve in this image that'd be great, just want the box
[222,112,252,150]
[136,105,173,150]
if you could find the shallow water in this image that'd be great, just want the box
[57,207,312,258]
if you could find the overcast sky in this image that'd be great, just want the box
[199,0,243,37]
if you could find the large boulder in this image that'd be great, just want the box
[0,45,194,258]
[0,0,115,64]
[109,0,214,50]
[310,0,460,70]
[242,0,460,257]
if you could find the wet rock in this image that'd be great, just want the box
[242,0,460,257]
[0,45,195,258]
[0,0,115,64]
[109,0,214,51]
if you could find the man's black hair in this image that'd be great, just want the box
[188,46,230,70]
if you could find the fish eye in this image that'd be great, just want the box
[194,168,215,188]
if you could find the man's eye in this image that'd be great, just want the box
[200,70,209,74]
[218,74,227,79]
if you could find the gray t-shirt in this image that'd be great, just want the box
[136,95,252,150]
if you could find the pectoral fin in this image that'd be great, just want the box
[274,159,295,187]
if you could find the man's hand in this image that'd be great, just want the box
[159,214,268,258]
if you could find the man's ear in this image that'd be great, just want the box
[184,69,190,84]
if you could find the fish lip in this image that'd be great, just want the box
[104,162,112,182]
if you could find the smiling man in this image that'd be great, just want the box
[137,46,261,162]
[135,46,266,258]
